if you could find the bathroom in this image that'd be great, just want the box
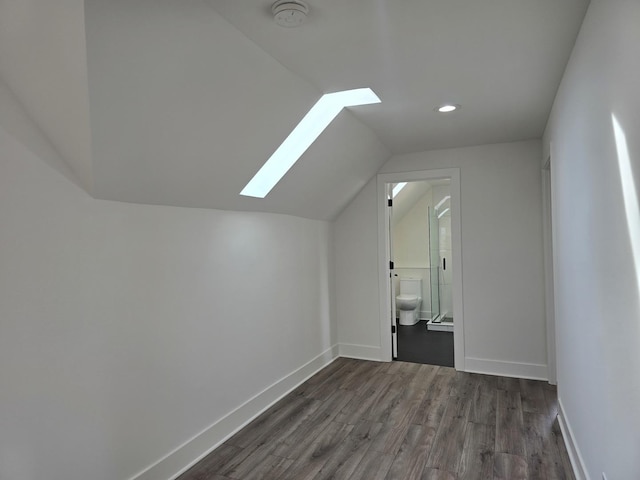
[392,179,453,366]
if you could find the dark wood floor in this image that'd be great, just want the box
[397,320,454,367]
[177,358,574,480]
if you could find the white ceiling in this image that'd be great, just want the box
[0,0,590,220]
[207,0,590,154]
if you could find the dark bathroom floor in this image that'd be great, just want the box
[396,320,454,367]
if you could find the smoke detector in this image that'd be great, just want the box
[272,0,309,27]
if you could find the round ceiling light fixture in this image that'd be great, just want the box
[272,0,310,27]
[436,104,461,113]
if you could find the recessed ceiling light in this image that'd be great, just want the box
[436,104,460,113]
[240,88,381,198]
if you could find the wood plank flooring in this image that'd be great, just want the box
[177,358,575,480]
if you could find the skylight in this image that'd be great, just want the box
[437,207,450,219]
[434,195,451,210]
[240,88,381,198]
[392,182,407,198]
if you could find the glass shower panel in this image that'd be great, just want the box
[428,206,440,321]
[437,196,453,323]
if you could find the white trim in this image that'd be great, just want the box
[130,345,339,480]
[377,168,465,370]
[338,343,384,361]
[379,181,394,361]
[464,357,548,381]
[558,397,590,480]
[542,155,557,384]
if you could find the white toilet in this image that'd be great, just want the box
[396,278,422,326]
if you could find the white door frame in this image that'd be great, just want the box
[542,156,557,384]
[387,182,398,359]
[377,168,465,370]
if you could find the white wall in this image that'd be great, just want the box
[0,100,336,480]
[393,189,431,269]
[334,140,548,378]
[543,0,640,478]
[333,178,382,360]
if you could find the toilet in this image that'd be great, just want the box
[396,278,422,326]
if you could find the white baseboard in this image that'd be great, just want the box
[130,344,339,480]
[558,397,589,480]
[464,357,548,381]
[338,343,383,361]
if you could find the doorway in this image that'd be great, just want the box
[390,180,454,366]
[377,168,465,370]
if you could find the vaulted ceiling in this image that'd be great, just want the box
[0,0,589,220]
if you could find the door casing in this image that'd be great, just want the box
[542,156,557,384]
[377,168,465,369]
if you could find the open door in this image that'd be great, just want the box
[387,184,398,359]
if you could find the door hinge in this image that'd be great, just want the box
[391,325,396,334]
[388,198,393,207]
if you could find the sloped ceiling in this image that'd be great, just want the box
[392,181,440,226]
[84,0,389,220]
[0,0,93,192]
[0,0,590,220]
